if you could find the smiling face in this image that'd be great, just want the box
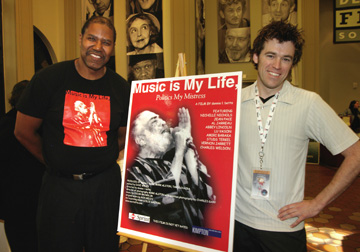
[129,18,151,50]
[225,27,250,61]
[79,22,114,73]
[220,2,244,28]
[137,0,156,10]
[269,0,294,22]
[253,38,295,97]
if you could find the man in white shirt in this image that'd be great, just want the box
[234,21,360,252]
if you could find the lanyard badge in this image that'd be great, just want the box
[251,85,280,200]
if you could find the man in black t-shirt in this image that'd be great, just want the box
[14,16,130,252]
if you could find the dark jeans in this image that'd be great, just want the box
[233,221,307,252]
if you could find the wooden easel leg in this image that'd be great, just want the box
[142,242,148,252]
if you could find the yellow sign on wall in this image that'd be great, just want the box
[334,0,360,43]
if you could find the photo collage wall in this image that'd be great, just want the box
[84,0,164,83]
[125,0,164,84]
[217,0,297,64]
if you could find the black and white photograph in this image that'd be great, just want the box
[218,0,251,63]
[262,0,297,27]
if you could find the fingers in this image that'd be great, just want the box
[278,201,315,228]
[278,204,298,221]
[178,107,191,130]
[178,107,189,121]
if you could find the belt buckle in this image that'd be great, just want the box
[73,173,85,180]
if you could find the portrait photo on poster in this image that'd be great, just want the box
[126,107,216,231]
[261,0,297,27]
[217,0,251,64]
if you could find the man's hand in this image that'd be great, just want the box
[279,141,360,229]
[177,107,191,133]
[172,107,192,155]
[278,199,322,228]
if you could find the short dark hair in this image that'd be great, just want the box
[250,21,305,69]
[219,0,246,13]
[81,16,116,43]
[9,80,29,108]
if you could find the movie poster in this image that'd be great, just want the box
[118,72,242,252]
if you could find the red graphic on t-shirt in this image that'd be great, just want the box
[63,90,110,147]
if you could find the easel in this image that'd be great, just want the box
[175,53,187,77]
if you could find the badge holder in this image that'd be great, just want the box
[251,150,271,200]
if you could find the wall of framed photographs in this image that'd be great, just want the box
[1,0,324,112]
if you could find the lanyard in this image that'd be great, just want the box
[254,85,280,168]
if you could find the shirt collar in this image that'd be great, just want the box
[242,80,295,105]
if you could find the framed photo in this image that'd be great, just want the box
[217,0,251,64]
[125,0,165,83]
[82,0,114,24]
[261,0,297,27]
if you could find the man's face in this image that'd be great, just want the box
[137,0,156,10]
[75,101,88,115]
[79,22,114,71]
[220,3,244,28]
[132,60,156,80]
[90,0,111,15]
[140,113,173,155]
[225,28,250,61]
[269,0,293,21]
[253,38,295,95]
[129,18,151,50]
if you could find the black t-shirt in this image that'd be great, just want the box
[17,60,130,175]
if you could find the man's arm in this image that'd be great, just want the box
[171,108,200,186]
[278,140,360,228]
[14,111,45,164]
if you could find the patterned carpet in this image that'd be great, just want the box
[119,164,360,252]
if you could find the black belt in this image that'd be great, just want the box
[72,173,95,180]
[54,172,97,181]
